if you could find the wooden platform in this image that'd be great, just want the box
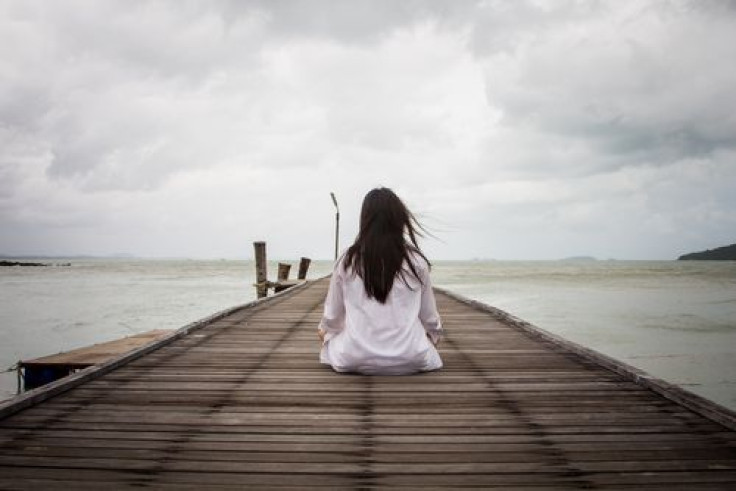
[1,277,735,489]
[21,330,172,369]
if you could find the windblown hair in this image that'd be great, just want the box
[343,187,430,303]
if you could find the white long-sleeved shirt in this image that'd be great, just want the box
[319,253,443,375]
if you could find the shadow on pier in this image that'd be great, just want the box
[1,277,735,489]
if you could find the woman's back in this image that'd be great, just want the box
[317,188,443,375]
[319,252,442,374]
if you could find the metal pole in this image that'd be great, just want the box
[330,192,339,260]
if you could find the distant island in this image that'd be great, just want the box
[678,243,736,260]
[0,260,71,267]
[0,260,48,267]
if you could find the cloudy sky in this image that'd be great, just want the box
[2,0,735,260]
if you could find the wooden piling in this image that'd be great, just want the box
[277,263,291,282]
[298,257,311,280]
[274,263,292,293]
[253,241,267,299]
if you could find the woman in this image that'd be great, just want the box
[318,187,443,375]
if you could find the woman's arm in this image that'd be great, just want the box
[318,267,346,343]
[419,267,443,346]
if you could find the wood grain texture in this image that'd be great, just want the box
[21,330,172,367]
[1,277,735,489]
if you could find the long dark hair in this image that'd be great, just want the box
[343,187,430,303]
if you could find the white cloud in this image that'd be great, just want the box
[1,0,735,259]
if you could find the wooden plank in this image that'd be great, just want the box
[0,279,317,420]
[1,277,736,489]
[21,330,172,367]
[436,286,736,432]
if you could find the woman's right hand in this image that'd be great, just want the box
[427,332,440,347]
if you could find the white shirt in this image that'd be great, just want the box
[319,252,443,375]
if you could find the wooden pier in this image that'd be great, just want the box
[18,330,172,391]
[1,277,735,489]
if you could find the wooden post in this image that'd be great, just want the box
[277,263,291,281]
[298,257,311,280]
[254,241,267,299]
[274,262,292,294]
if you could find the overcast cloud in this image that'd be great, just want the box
[1,0,735,260]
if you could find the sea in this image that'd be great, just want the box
[1,258,735,412]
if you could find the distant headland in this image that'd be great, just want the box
[0,260,71,267]
[678,243,736,260]
[1,260,49,267]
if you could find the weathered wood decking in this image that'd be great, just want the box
[1,277,735,489]
[21,330,172,369]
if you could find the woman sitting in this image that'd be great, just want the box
[318,187,443,375]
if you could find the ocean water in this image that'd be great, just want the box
[0,258,336,401]
[1,258,735,413]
